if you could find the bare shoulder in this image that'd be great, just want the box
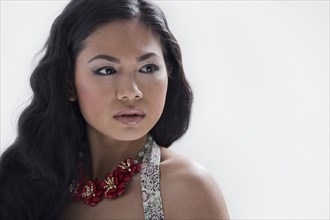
[159,147,230,219]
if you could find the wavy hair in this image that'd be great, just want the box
[0,0,192,219]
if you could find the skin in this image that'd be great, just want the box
[61,19,229,219]
[72,19,168,178]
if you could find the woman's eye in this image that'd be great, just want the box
[140,64,159,73]
[94,66,117,75]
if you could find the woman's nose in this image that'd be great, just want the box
[116,75,143,101]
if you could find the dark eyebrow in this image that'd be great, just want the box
[88,52,160,64]
[88,55,120,63]
[136,52,159,62]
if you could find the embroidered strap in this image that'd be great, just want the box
[141,142,165,220]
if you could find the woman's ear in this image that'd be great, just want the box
[68,83,77,101]
[166,63,173,78]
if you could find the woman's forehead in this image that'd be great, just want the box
[85,20,161,47]
[79,19,164,60]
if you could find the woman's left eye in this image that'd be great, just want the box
[139,64,159,73]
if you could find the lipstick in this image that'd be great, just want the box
[114,108,145,125]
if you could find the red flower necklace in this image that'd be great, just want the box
[70,137,152,206]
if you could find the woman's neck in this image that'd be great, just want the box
[84,129,148,180]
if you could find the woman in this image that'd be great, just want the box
[0,0,229,219]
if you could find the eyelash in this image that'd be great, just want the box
[93,66,117,75]
[140,64,159,73]
[93,64,160,76]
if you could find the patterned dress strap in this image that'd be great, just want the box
[141,141,165,220]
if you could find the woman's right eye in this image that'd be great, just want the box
[94,66,117,75]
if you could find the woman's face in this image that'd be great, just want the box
[74,20,168,141]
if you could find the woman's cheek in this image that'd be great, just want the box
[76,79,105,118]
[151,76,168,109]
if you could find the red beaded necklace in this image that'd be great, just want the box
[70,137,152,207]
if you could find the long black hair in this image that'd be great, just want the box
[0,0,192,219]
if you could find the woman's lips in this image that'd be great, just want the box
[114,108,145,125]
[114,115,145,125]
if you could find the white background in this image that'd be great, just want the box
[1,0,329,219]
